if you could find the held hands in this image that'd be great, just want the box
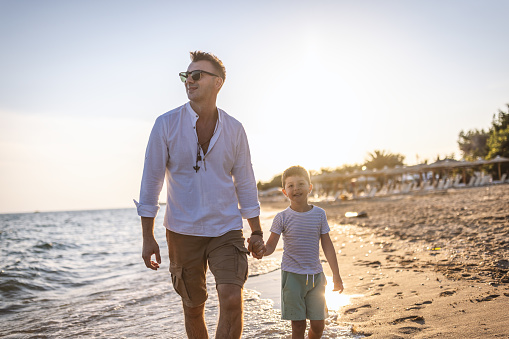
[247,234,266,259]
[142,237,161,270]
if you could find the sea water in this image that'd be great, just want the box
[0,207,357,338]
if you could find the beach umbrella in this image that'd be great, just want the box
[487,155,509,180]
[472,157,489,174]
[427,159,465,170]
[406,164,427,173]
[385,166,407,176]
[351,176,376,183]
[425,160,458,184]
[473,157,489,166]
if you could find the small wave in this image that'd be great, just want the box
[0,277,53,299]
[81,251,112,257]
[0,302,28,316]
[34,241,54,250]
[32,240,77,252]
[34,223,58,228]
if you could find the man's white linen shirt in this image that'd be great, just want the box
[135,102,260,237]
[270,206,330,275]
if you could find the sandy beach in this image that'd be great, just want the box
[260,184,509,338]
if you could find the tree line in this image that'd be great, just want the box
[257,104,509,191]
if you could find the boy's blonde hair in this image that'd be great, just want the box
[281,166,311,188]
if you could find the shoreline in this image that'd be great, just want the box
[259,184,509,338]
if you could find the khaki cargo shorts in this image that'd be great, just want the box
[166,229,249,308]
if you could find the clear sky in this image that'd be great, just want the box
[1,0,508,213]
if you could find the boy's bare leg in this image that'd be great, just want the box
[183,303,208,339]
[308,320,325,338]
[216,284,243,339]
[292,320,307,338]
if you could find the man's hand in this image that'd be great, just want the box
[247,234,265,259]
[142,237,161,270]
[246,217,265,259]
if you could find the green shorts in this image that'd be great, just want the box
[281,270,328,321]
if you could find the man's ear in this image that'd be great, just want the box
[215,77,224,90]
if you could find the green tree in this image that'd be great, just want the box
[487,104,509,159]
[486,105,509,179]
[490,104,509,133]
[257,173,283,191]
[487,127,509,158]
[363,150,405,170]
[457,129,489,161]
[434,153,457,162]
[458,104,509,178]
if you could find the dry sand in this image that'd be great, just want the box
[261,184,509,338]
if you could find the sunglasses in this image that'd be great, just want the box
[179,70,220,83]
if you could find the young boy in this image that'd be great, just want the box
[264,165,344,339]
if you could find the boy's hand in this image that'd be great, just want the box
[333,276,344,293]
[247,235,266,259]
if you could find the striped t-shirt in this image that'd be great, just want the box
[270,205,330,275]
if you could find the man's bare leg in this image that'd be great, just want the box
[215,284,243,339]
[183,303,208,339]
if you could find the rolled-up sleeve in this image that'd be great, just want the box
[231,125,260,219]
[135,116,168,218]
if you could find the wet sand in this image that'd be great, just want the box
[260,184,509,338]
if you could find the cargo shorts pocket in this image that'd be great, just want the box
[233,243,249,281]
[169,263,190,303]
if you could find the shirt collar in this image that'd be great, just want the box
[185,102,223,124]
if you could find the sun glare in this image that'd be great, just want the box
[325,276,363,311]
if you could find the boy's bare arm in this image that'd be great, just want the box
[264,232,280,256]
[321,233,344,292]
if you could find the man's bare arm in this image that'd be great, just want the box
[141,216,161,270]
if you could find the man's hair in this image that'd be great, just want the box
[190,51,226,81]
[281,166,311,188]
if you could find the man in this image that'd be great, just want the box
[135,51,265,339]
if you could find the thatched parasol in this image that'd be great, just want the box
[487,155,509,180]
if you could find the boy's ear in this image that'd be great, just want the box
[309,183,313,194]
[282,188,289,197]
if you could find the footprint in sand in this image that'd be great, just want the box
[398,326,423,334]
[405,306,423,310]
[392,315,425,325]
[344,304,372,314]
[407,301,432,310]
[439,290,456,297]
[476,294,500,302]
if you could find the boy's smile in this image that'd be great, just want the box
[283,175,313,210]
